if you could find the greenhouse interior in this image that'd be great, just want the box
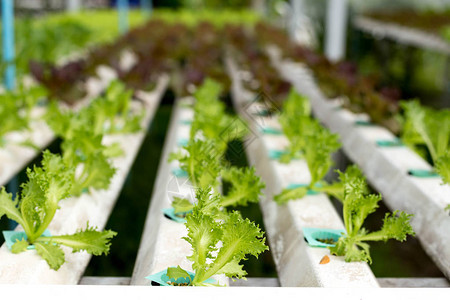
[0,0,449,297]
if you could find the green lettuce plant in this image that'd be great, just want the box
[436,152,450,185]
[61,129,117,196]
[169,79,264,214]
[190,79,247,152]
[329,168,415,263]
[400,100,450,183]
[0,151,116,270]
[166,188,268,286]
[278,90,314,163]
[170,139,222,190]
[274,125,341,204]
[0,85,47,147]
[171,166,265,213]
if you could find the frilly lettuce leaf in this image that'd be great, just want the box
[36,223,116,256]
[329,169,414,263]
[167,266,191,282]
[182,189,268,285]
[34,242,66,271]
[0,188,24,226]
[400,100,450,164]
[172,197,194,214]
[11,239,29,254]
[220,166,265,207]
[435,152,450,185]
[303,127,340,184]
[171,139,222,189]
[274,186,307,204]
[20,151,74,241]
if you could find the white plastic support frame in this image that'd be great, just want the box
[0,75,169,284]
[354,16,450,56]
[268,47,450,279]
[226,56,379,287]
[130,98,227,286]
[325,0,348,62]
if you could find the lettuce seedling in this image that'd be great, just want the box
[61,128,117,196]
[278,90,316,163]
[400,100,449,173]
[170,139,222,189]
[46,80,143,139]
[274,126,341,204]
[0,151,116,270]
[220,166,265,207]
[190,78,247,153]
[168,189,268,286]
[86,81,144,135]
[171,166,265,213]
[0,85,46,147]
[169,79,263,214]
[435,152,450,185]
[329,169,415,263]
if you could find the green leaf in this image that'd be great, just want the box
[184,192,222,271]
[278,91,317,163]
[196,211,268,283]
[11,239,29,254]
[172,197,194,214]
[0,187,24,226]
[0,86,38,142]
[60,128,116,196]
[20,151,74,242]
[283,89,311,117]
[16,139,40,151]
[362,211,415,242]
[34,242,66,271]
[273,186,308,205]
[183,188,268,285]
[37,223,117,256]
[214,257,247,280]
[321,165,367,202]
[330,236,372,264]
[103,142,124,158]
[436,152,450,185]
[400,100,450,164]
[220,167,265,207]
[167,266,191,281]
[173,139,222,189]
[330,169,415,263]
[194,78,222,105]
[303,127,341,185]
[71,153,116,196]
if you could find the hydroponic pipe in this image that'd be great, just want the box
[2,0,15,90]
[118,0,130,33]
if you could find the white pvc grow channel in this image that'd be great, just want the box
[266,47,450,280]
[0,75,169,284]
[225,56,379,287]
[131,97,228,286]
[354,16,450,56]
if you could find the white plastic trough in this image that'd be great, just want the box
[267,47,450,279]
[131,97,228,286]
[0,75,169,284]
[226,56,379,287]
[353,16,450,56]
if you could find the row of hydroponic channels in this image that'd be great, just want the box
[0,18,448,287]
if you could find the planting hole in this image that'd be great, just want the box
[311,232,340,246]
